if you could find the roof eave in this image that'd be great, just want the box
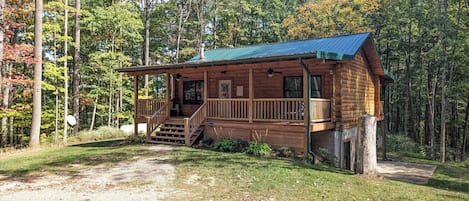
[117,53,317,73]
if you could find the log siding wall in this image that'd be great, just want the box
[338,51,377,128]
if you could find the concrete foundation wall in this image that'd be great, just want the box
[311,127,358,170]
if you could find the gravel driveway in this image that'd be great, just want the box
[376,161,437,184]
[0,145,184,201]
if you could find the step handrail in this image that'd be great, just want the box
[147,103,168,141]
[184,103,207,145]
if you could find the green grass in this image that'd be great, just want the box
[0,141,467,201]
[172,147,469,201]
[0,140,153,179]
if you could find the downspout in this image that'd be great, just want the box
[299,58,314,162]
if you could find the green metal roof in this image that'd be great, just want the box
[118,32,395,81]
[189,32,371,62]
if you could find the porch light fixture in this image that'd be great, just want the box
[175,74,182,81]
[267,68,282,77]
[267,68,274,77]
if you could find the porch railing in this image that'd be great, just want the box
[146,103,168,140]
[184,103,207,145]
[253,98,304,122]
[310,98,331,123]
[137,99,166,117]
[207,98,249,120]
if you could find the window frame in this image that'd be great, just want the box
[283,75,322,98]
[183,80,204,104]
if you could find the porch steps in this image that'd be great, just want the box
[150,119,204,146]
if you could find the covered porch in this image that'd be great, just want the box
[130,58,341,146]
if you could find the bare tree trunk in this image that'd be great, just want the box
[55,88,59,144]
[0,0,5,148]
[63,0,69,144]
[90,96,98,131]
[438,0,449,163]
[404,25,414,139]
[427,62,437,158]
[72,0,81,136]
[1,64,10,148]
[175,1,192,63]
[9,117,12,146]
[30,0,43,148]
[143,0,151,96]
[462,95,468,161]
[196,0,205,46]
[0,0,4,97]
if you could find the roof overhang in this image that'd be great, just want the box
[117,53,317,75]
[362,35,396,82]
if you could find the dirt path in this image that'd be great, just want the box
[0,145,184,201]
[376,161,437,184]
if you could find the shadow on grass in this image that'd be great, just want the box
[170,147,352,175]
[425,163,469,194]
[71,140,123,147]
[0,140,158,182]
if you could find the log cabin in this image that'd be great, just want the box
[117,32,395,169]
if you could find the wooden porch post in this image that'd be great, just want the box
[248,68,253,123]
[303,68,309,126]
[134,75,139,136]
[166,73,171,117]
[332,64,338,123]
[374,77,381,117]
[204,71,208,102]
[184,118,190,145]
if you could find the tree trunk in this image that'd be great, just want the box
[0,0,5,148]
[1,64,10,148]
[438,0,449,163]
[0,0,4,97]
[426,61,438,158]
[9,117,13,146]
[355,114,377,174]
[462,95,469,161]
[55,88,59,144]
[30,0,43,149]
[90,96,98,131]
[405,25,414,139]
[143,0,151,96]
[175,1,192,63]
[63,0,69,144]
[72,0,81,136]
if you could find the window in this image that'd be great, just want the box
[283,75,322,98]
[284,76,303,98]
[183,80,204,104]
[311,75,322,98]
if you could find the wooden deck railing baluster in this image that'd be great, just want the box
[146,103,168,140]
[185,103,207,145]
[137,99,166,117]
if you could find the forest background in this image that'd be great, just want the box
[0,0,467,163]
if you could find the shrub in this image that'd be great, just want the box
[74,126,129,142]
[278,146,295,158]
[213,138,239,152]
[318,148,337,166]
[245,141,272,157]
[386,134,418,153]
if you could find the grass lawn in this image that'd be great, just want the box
[0,140,468,201]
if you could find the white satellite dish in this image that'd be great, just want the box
[66,115,77,126]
